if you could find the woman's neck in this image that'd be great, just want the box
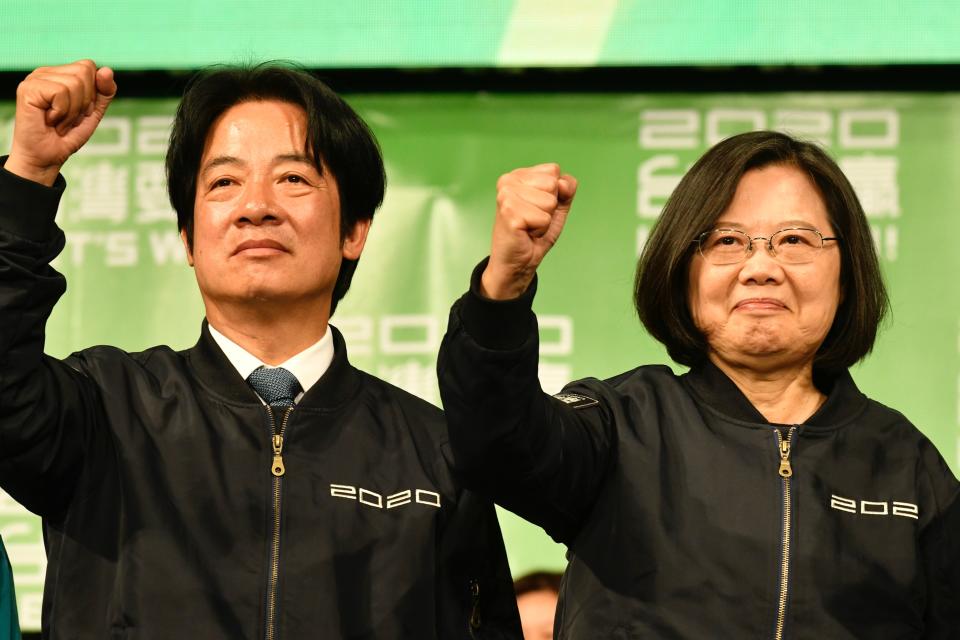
[708,352,826,425]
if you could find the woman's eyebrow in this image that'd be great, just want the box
[710,219,819,230]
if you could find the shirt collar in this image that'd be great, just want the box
[207,323,335,403]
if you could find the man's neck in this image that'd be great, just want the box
[709,352,826,425]
[205,300,330,366]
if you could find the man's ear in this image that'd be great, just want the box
[180,229,195,267]
[341,218,372,261]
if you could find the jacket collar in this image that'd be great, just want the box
[681,359,868,429]
[183,320,362,410]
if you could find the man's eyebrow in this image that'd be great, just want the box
[274,153,315,165]
[199,153,320,177]
[200,155,245,176]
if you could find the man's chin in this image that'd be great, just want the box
[215,286,329,308]
[240,288,300,303]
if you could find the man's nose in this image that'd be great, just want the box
[239,178,279,224]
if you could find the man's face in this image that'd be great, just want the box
[184,99,368,315]
[517,589,557,640]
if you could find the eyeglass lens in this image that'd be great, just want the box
[699,228,824,265]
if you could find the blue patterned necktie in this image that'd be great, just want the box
[246,366,303,408]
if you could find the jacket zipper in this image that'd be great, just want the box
[468,578,481,635]
[773,426,796,640]
[265,406,293,640]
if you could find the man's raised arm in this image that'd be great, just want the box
[0,60,115,519]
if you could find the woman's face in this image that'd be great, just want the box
[687,164,842,372]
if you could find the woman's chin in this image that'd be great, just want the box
[710,334,805,370]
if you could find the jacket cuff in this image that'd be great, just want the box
[0,156,65,242]
[460,257,537,350]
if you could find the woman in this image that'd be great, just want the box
[438,131,959,638]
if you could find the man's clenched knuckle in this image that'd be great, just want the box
[537,163,560,177]
[498,196,518,217]
[496,187,512,207]
[506,215,528,233]
[62,75,84,92]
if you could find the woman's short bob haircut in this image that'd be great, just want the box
[166,62,385,315]
[635,130,888,374]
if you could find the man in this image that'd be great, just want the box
[0,60,520,639]
[513,572,560,640]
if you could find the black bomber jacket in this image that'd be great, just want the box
[0,164,522,639]
[437,262,960,639]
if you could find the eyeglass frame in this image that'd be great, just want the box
[691,226,841,265]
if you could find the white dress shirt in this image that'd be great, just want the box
[208,324,334,404]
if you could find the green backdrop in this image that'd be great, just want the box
[1,92,958,630]
[3,0,960,68]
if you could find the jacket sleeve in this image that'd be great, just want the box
[918,438,960,637]
[0,161,104,521]
[437,260,615,545]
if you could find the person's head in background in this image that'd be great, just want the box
[514,571,562,640]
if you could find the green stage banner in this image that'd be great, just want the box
[2,0,960,69]
[1,93,959,629]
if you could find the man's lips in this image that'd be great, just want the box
[734,298,788,311]
[232,239,289,256]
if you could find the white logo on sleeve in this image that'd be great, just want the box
[553,393,599,409]
[330,484,441,509]
[830,494,918,520]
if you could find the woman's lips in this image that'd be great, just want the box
[734,298,787,312]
